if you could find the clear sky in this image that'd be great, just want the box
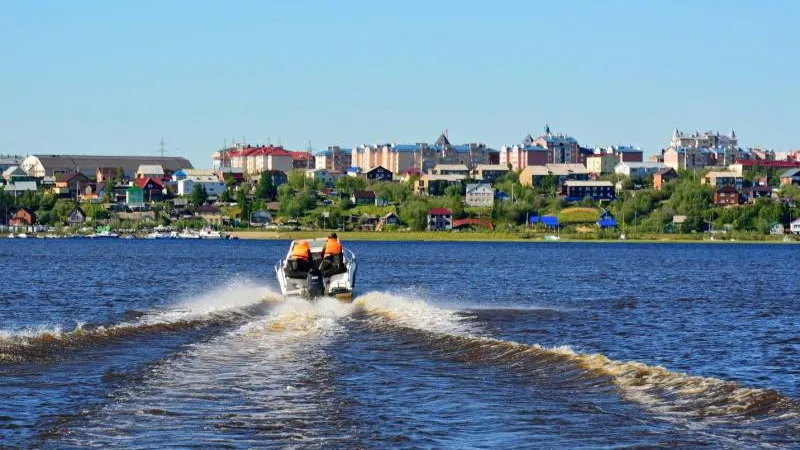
[1,0,798,167]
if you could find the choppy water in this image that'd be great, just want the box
[0,239,798,448]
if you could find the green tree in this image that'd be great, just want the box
[236,189,248,223]
[51,199,77,225]
[398,197,431,231]
[190,184,208,206]
[104,181,116,203]
[335,176,366,194]
[287,169,308,191]
[255,172,276,200]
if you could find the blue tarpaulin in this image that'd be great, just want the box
[598,218,618,228]
[529,216,540,224]
[541,216,559,227]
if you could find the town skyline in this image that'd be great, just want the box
[2,1,798,165]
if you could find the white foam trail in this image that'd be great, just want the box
[0,279,279,344]
[237,296,355,338]
[353,291,478,336]
[137,278,279,326]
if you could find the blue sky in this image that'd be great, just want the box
[1,0,798,167]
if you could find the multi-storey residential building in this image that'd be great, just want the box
[670,129,737,151]
[662,147,715,171]
[611,145,644,162]
[352,132,496,174]
[499,135,549,170]
[533,125,582,164]
[214,145,294,176]
[314,146,351,172]
[585,152,619,175]
[289,151,315,170]
[662,129,740,169]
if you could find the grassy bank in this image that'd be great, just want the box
[228,230,798,243]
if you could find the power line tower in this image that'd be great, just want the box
[306,139,313,170]
[159,138,167,157]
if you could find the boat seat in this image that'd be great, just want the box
[319,254,347,277]
[285,258,311,279]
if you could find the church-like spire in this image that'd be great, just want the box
[730,129,736,139]
[544,124,551,135]
[522,134,534,145]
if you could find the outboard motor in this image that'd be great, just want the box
[306,268,325,299]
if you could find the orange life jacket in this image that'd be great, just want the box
[323,238,342,258]
[290,241,311,260]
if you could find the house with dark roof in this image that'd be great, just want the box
[196,205,223,225]
[714,185,740,206]
[779,168,800,186]
[427,207,453,231]
[653,167,678,190]
[351,190,376,205]
[67,207,87,226]
[741,186,773,204]
[53,172,90,197]
[362,166,393,182]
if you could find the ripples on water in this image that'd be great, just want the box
[0,239,798,448]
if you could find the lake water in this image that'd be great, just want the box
[0,239,798,448]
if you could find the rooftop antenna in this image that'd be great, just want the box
[159,138,167,157]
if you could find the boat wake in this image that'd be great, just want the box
[353,291,799,424]
[51,292,359,447]
[0,281,281,363]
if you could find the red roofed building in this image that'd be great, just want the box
[427,208,453,231]
[214,145,294,175]
[288,151,315,169]
[134,177,165,202]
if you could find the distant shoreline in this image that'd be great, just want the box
[226,230,797,244]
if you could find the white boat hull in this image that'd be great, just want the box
[275,239,356,301]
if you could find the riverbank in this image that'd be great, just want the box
[227,230,798,243]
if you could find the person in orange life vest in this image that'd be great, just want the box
[288,240,313,274]
[320,233,344,275]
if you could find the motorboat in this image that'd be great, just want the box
[89,230,120,239]
[196,228,225,239]
[177,230,200,239]
[275,237,356,301]
[144,231,172,239]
